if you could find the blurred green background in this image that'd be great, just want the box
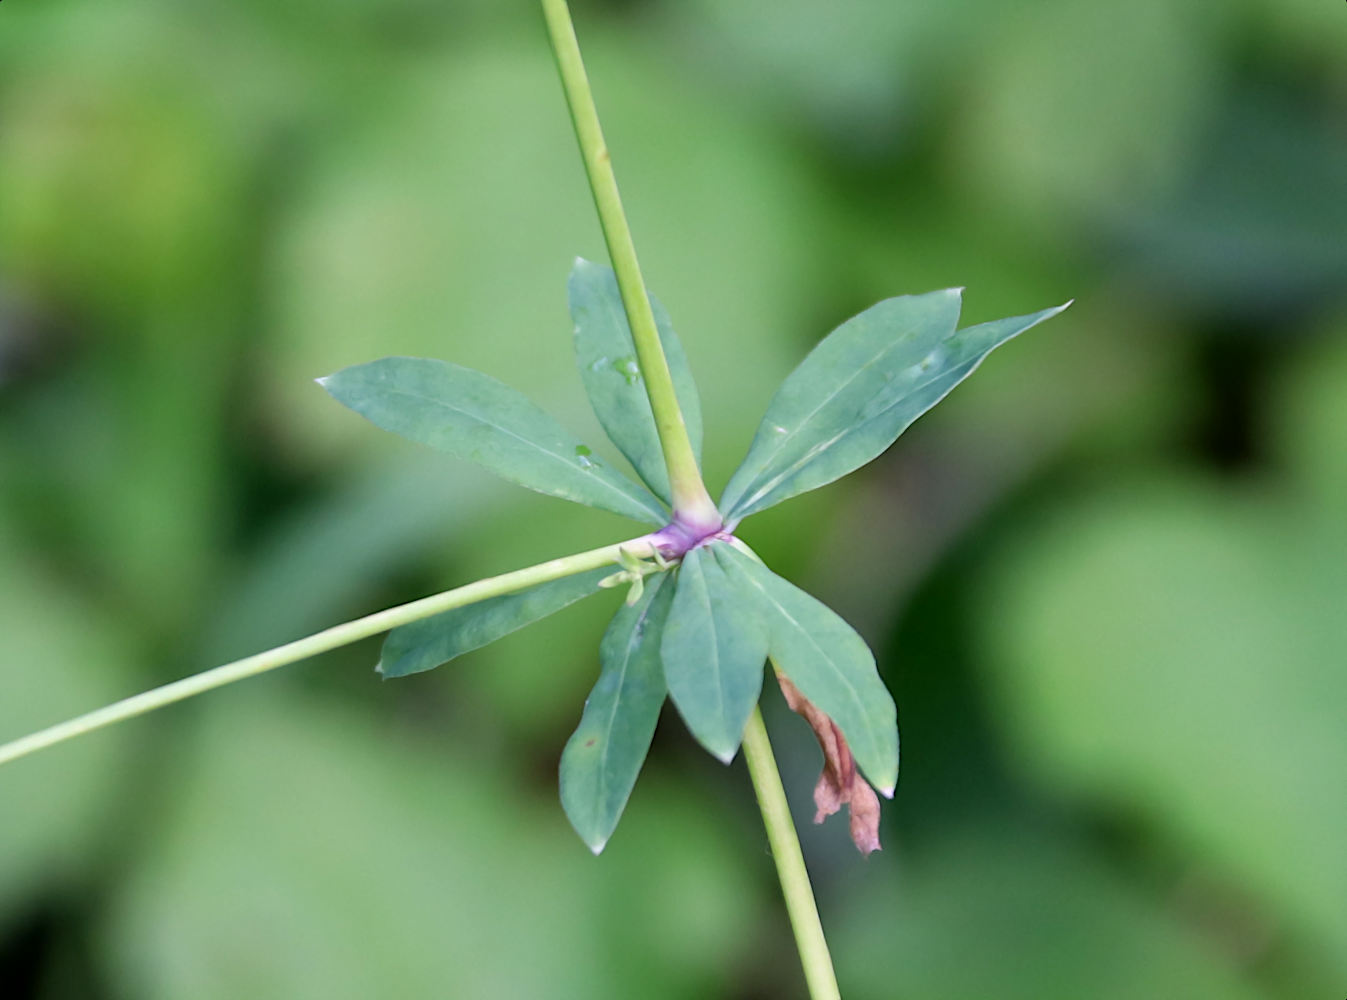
[1,0,1345,997]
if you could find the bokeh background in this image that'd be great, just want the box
[2,0,1345,997]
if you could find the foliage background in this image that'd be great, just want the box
[1,0,1345,996]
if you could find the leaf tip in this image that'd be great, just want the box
[314,375,331,388]
[712,745,738,765]
[587,836,609,856]
[878,783,895,800]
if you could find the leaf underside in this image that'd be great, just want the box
[717,543,898,794]
[378,567,612,678]
[560,573,674,853]
[720,293,1070,522]
[570,259,703,505]
[320,356,668,525]
[661,543,768,762]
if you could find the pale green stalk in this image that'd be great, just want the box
[0,536,655,768]
[743,706,843,1000]
[540,0,719,527]
[540,5,842,996]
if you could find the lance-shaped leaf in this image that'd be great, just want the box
[569,259,703,504]
[721,295,1071,521]
[560,573,674,853]
[378,567,612,678]
[320,357,668,525]
[660,544,768,763]
[719,289,961,519]
[718,543,898,795]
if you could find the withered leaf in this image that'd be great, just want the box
[714,543,897,794]
[777,672,882,855]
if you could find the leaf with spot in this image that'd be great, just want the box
[660,543,768,762]
[720,292,1070,521]
[379,567,612,678]
[320,357,668,525]
[560,573,674,853]
[570,258,703,505]
[718,543,898,795]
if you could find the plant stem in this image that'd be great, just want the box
[742,707,843,1000]
[541,9,838,993]
[540,0,719,528]
[0,536,656,768]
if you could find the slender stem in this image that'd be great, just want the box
[541,8,838,993]
[0,536,656,768]
[540,0,719,527]
[742,707,843,1000]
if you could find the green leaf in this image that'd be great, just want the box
[720,293,1070,521]
[320,357,668,525]
[834,830,1268,1000]
[719,289,961,519]
[104,695,761,1000]
[660,544,768,762]
[560,573,674,854]
[976,478,1347,969]
[717,544,898,795]
[569,258,703,505]
[379,567,612,678]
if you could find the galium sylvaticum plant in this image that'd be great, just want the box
[0,3,1069,997]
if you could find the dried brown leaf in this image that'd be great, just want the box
[777,672,883,855]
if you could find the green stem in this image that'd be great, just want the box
[543,6,839,995]
[0,536,656,768]
[540,0,719,527]
[742,707,843,1000]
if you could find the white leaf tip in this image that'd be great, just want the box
[588,838,608,856]
[879,784,895,799]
